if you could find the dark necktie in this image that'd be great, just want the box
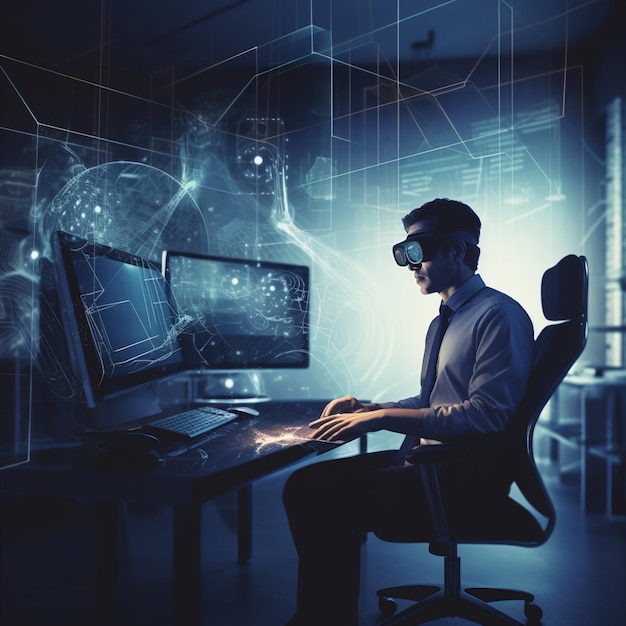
[395,303,452,464]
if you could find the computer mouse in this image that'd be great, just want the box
[230,406,260,418]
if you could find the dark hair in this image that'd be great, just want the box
[402,198,481,270]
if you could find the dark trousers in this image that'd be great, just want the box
[282,448,513,625]
[282,451,437,625]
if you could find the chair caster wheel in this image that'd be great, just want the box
[524,602,543,623]
[378,596,397,618]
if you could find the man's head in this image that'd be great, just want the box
[392,198,481,299]
[394,198,481,271]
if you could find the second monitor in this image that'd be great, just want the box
[163,251,310,372]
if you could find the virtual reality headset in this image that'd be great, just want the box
[392,230,479,267]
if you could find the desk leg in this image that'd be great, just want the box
[547,393,561,465]
[173,504,202,626]
[96,501,121,616]
[607,457,626,518]
[238,484,253,565]
[581,392,608,513]
[359,434,368,455]
[607,390,626,519]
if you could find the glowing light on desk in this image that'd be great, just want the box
[253,427,308,453]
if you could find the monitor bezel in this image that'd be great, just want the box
[162,249,310,371]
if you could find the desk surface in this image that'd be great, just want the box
[1,400,337,506]
[563,369,626,387]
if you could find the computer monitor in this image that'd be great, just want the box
[163,251,310,378]
[53,231,188,431]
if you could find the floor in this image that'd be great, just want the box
[2,432,626,626]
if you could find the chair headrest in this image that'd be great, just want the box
[541,254,588,322]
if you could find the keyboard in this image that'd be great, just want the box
[147,406,239,439]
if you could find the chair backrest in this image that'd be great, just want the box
[507,254,588,524]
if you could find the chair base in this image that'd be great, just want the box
[376,551,543,625]
[378,585,543,625]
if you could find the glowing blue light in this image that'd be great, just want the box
[253,155,263,166]
[30,250,39,260]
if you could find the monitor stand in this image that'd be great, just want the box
[187,370,270,404]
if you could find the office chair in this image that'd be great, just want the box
[373,254,589,625]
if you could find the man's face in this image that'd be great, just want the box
[405,220,455,296]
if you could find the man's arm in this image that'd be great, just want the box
[311,300,534,444]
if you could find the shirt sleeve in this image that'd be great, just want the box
[383,300,535,441]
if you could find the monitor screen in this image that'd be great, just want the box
[53,231,187,428]
[163,251,310,370]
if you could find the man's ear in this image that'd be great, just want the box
[452,240,467,263]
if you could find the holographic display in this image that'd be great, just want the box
[164,251,310,370]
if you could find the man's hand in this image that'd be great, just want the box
[319,395,374,417]
[309,409,383,443]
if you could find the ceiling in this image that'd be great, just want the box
[1,0,622,87]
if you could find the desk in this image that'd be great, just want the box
[0,400,338,625]
[538,373,626,518]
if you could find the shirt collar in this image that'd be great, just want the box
[444,274,485,313]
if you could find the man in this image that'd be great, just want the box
[283,198,535,626]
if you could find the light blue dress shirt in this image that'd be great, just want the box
[383,274,535,442]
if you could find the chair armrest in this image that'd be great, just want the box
[405,435,520,465]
